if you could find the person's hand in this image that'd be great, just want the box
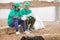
[18,17,21,19]
[12,15,18,19]
[21,16,27,21]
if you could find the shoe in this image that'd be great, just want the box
[27,29,31,32]
[29,28,35,31]
[16,31,20,35]
[24,30,30,34]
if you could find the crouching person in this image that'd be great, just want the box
[21,2,36,32]
[7,3,29,35]
[26,16,35,32]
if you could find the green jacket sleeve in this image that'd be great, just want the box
[20,9,24,16]
[25,9,32,15]
[9,10,15,17]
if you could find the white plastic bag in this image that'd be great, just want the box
[33,15,45,30]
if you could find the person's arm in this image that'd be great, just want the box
[26,9,32,17]
[26,13,32,17]
[20,9,27,21]
[21,15,27,21]
[12,15,18,19]
[9,10,18,19]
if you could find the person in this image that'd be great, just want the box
[21,2,35,32]
[7,3,29,35]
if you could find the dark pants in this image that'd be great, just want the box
[10,19,26,32]
[26,16,36,29]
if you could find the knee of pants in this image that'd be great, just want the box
[30,18,36,23]
[32,17,36,21]
[10,19,18,26]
